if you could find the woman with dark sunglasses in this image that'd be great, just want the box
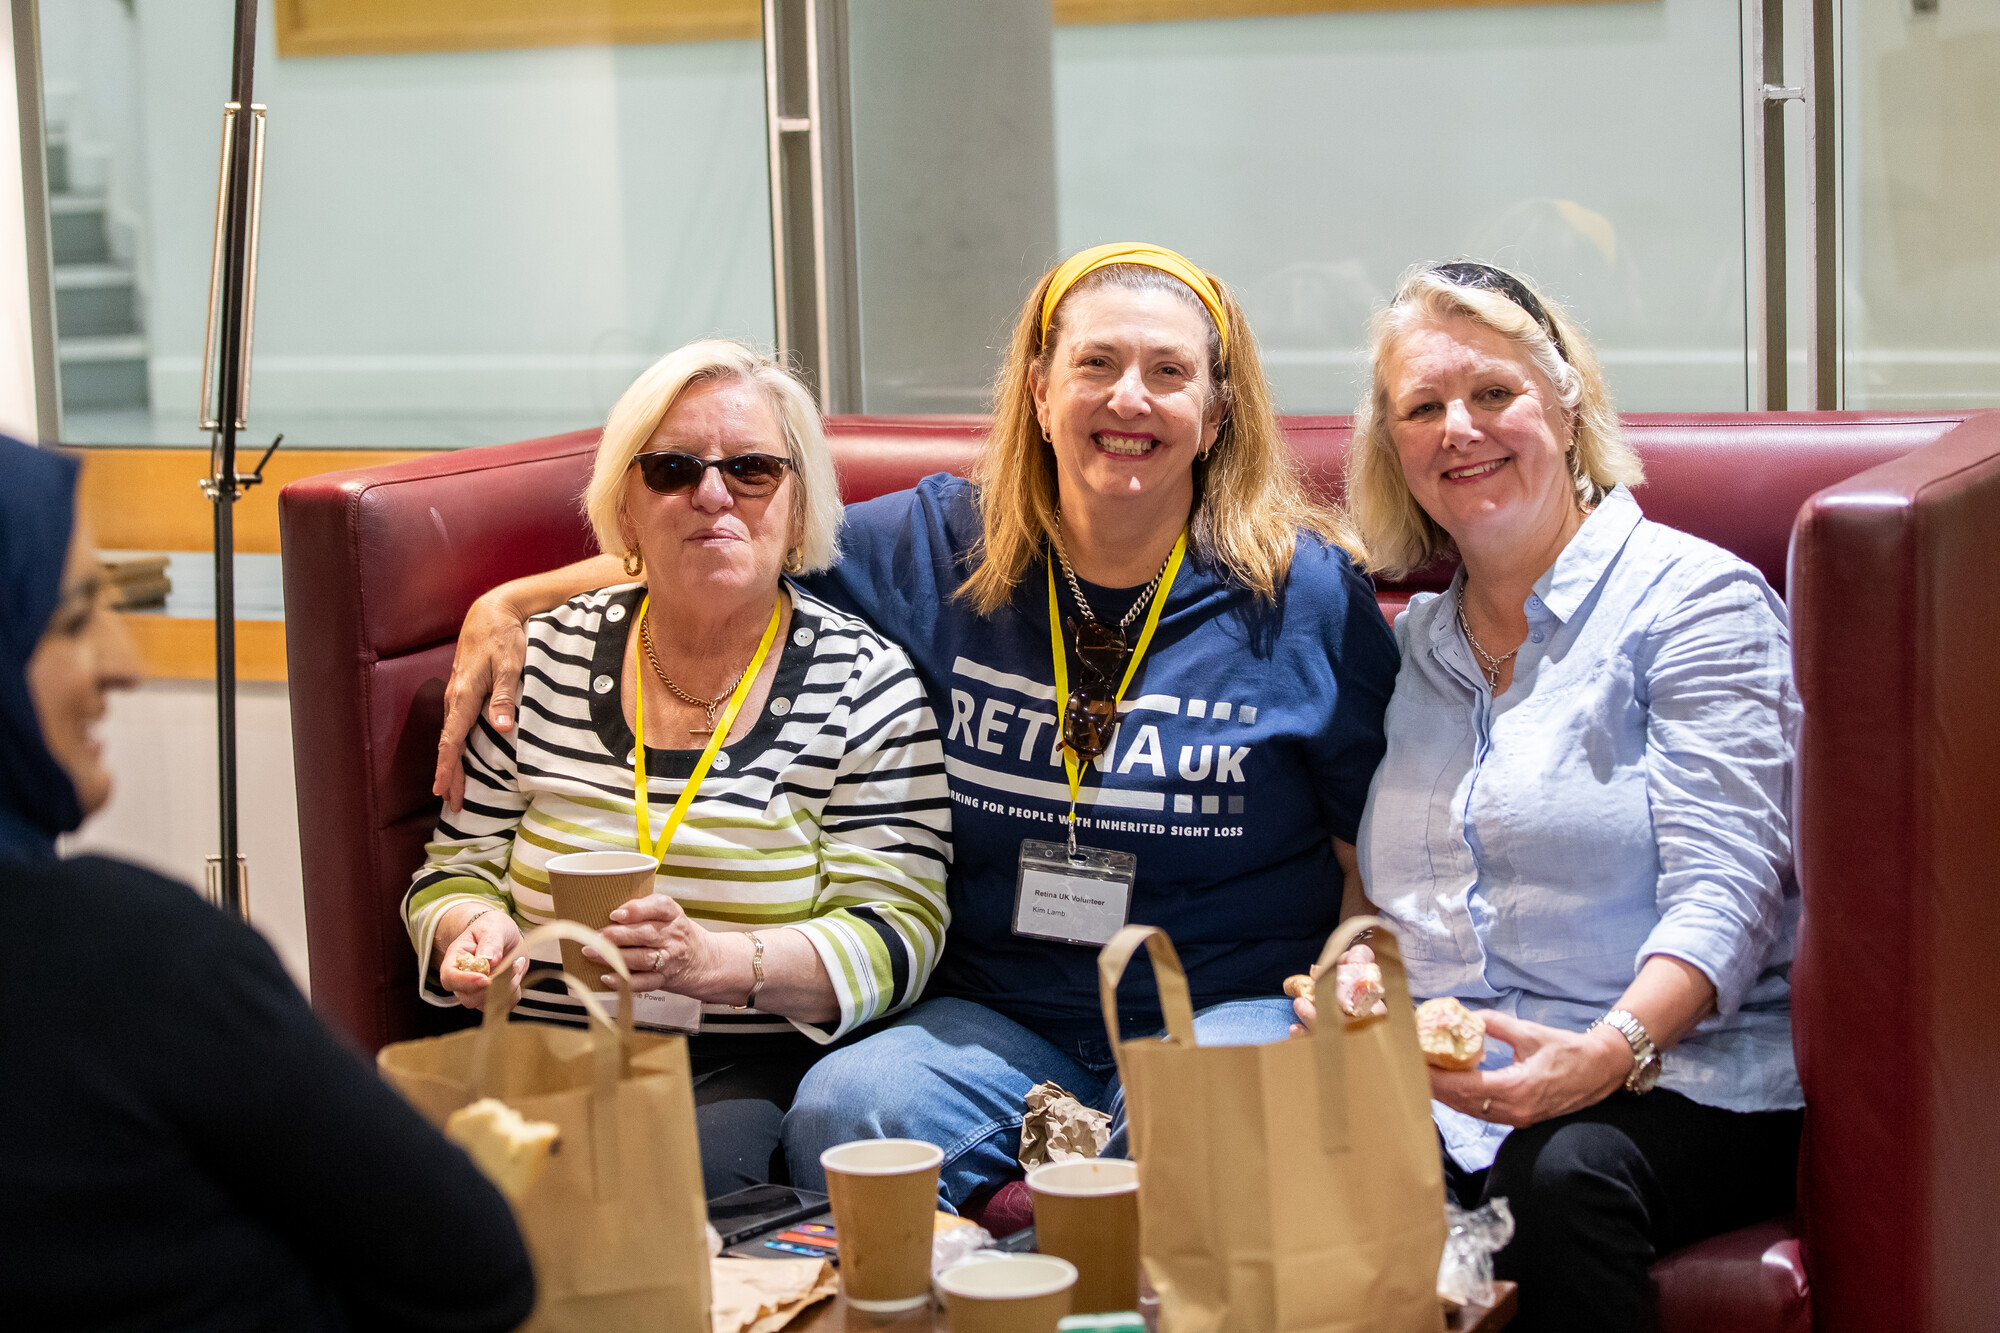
[1296,264,1803,1331]
[432,247,1399,1215]
[406,339,951,1200]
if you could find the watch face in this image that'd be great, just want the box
[1630,1056,1662,1095]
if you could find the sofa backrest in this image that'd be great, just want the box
[1787,411,2000,1333]
[279,410,1970,1055]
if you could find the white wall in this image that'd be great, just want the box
[61,679,310,991]
[1054,2,1750,413]
[1842,0,2000,409]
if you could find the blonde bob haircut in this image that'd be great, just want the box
[961,258,1352,616]
[1348,263,1643,581]
[582,338,842,575]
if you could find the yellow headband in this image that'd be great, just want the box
[1038,242,1229,361]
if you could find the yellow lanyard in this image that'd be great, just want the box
[632,591,784,861]
[1047,529,1187,811]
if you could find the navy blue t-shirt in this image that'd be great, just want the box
[803,475,1398,1046]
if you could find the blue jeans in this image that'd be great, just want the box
[781,994,1297,1210]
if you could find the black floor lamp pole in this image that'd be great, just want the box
[201,0,266,920]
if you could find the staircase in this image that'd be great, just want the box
[46,128,150,415]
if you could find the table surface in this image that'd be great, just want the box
[792,1281,1517,1331]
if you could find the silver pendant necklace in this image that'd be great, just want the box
[1052,515,1172,632]
[1456,595,1519,692]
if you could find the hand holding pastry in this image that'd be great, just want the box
[1416,996,1486,1071]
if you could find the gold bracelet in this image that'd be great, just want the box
[732,932,766,1010]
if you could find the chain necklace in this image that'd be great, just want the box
[640,613,750,736]
[1052,516,1173,632]
[1455,596,1519,691]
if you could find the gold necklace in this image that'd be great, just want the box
[640,613,749,736]
[1052,514,1174,632]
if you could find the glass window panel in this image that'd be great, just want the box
[1053,2,1750,414]
[42,0,773,449]
[1841,0,2000,409]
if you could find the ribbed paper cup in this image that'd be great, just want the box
[543,851,659,981]
[1027,1158,1140,1314]
[937,1254,1077,1333]
[820,1138,944,1312]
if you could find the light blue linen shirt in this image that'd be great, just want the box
[1357,486,1803,1171]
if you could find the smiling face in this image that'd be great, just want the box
[1382,316,1582,563]
[621,376,798,602]
[25,515,143,818]
[1030,284,1223,520]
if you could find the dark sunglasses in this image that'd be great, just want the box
[629,450,794,496]
[1429,261,1569,363]
[1061,617,1133,761]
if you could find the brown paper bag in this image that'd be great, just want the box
[1099,918,1446,1333]
[379,921,712,1332]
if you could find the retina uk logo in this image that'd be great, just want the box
[941,655,1255,823]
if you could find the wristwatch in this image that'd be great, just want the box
[1590,1008,1661,1094]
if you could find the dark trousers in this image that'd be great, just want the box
[689,1031,828,1200]
[1442,1091,1803,1333]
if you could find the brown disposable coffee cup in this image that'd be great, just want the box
[937,1254,1077,1333]
[819,1138,944,1312]
[1027,1158,1140,1314]
[542,851,659,981]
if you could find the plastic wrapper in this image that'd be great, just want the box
[931,1222,995,1277]
[1437,1197,1514,1309]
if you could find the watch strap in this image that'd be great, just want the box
[1592,1008,1659,1093]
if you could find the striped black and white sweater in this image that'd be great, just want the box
[404,581,952,1041]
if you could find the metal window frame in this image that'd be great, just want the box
[11,0,58,442]
[1745,0,1840,410]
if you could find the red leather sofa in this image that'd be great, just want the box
[280,409,2000,1333]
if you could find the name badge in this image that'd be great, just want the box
[592,987,703,1034]
[1013,839,1137,947]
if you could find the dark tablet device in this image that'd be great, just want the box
[706,1184,835,1247]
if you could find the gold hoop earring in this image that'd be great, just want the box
[783,547,804,575]
[622,548,644,577]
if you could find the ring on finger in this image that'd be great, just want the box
[1481,1098,1492,1115]
[649,948,668,974]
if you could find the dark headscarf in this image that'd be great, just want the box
[1,434,84,862]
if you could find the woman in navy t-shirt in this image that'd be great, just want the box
[436,244,1399,1208]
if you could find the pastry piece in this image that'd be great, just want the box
[1416,997,1486,1071]
[452,953,491,976]
[446,1097,561,1201]
[1283,973,1315,1002]
[1335,960,1386,1017]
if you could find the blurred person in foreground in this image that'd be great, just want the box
[1297,263,1803,1332]
[0,436,534,1332]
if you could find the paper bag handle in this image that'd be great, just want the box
[1098,924,1198,1050]
[473,919,637,1199]
[1304,914,1418,1155]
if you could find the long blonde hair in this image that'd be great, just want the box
[1348,264,1642,581]
[960,260,1351,616]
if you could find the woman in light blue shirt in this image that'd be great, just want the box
[1320,263,1804,1332]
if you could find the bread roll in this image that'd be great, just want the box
[452,953,491,976]
[1416,997,1485,1071]
[446,1097,561,1201]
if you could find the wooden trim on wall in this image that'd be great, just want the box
[1055,0,1645,19]
[121,615,288,682]
[276,0,1647,57]
[274,0,760,58]
[76,448,431,555]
